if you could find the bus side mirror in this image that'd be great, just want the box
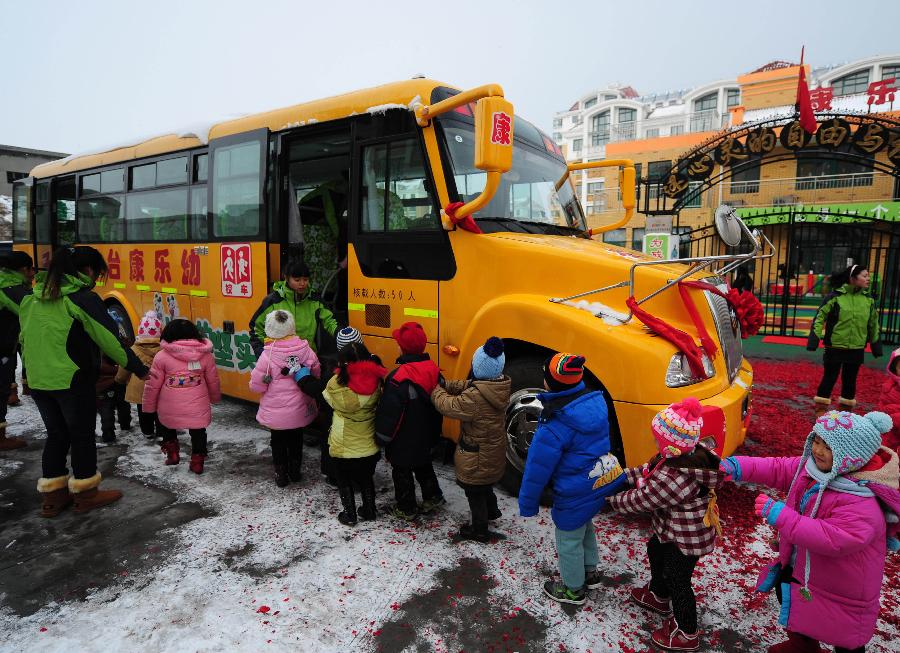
[619,165,636,212]
[474,97,514,173]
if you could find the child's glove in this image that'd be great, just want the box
[720,457,740,481]
[755,493,785,527]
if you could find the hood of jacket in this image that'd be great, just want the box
[161,338,214,361]
[272,280,314,303]
[0,268,26,289]
[471,376,512,411]
[134,341,161,362]
[670,465,726,490]
[32,272,93,300]
[538,383,606,433]
[836,283,869,297]
[393,354,439,393]
[346,360,387,395]
[264,335,313,364]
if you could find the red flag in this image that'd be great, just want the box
[796,47,817,134]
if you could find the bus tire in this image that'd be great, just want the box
[106,302,135,342]
[500,353,624,503]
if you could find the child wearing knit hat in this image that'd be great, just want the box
[722,410,900,653]
[375,322,445,519]
[519,353,626,606]
[114,310,163,438]
[432,337,511,542]
[607,397,725,651]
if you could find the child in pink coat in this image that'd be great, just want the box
[721,410,900,653]
[249,310,320,488]
[879,347,900,452]
[142,319,221,474]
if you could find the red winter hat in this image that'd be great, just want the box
[392,321,427,355]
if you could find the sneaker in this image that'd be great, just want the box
[584,570,604,590]
[651,617,699,652]
[630,585,673,615]
[542,580,586,606]
[391,506,418,521]
[418,495,446,514]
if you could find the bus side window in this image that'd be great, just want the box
[212,139,263,238]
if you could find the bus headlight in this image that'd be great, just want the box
[665,351,715,387]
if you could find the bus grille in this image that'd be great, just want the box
[704,286,743,383]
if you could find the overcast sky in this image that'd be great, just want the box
[3,0,898,155]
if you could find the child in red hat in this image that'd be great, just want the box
[375,322,445,519]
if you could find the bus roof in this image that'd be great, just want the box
[29,78,455,179]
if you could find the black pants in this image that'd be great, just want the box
[392,463,442,513]
[0,349,16,424]
[32,385,99,479]
[816,347,864,400]
[137,404,157,435]
[98,384,131,437]
[333,453,379,494]
[270,428,303,466]
[647,536,700,634]
[459,481,498,535]
[158,423,207,455]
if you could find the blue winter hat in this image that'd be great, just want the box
[810,410,891,477]
[471,337,505,380]
[336,326,363,351]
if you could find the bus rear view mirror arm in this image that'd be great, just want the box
[553,159,636,238]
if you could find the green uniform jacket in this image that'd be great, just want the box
[19,273,148,391]
[248,281,337,356]
[322,374,381,459]
[813,283,880,350]
[0,268,31,356]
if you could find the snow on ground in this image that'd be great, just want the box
[0,358,898,652]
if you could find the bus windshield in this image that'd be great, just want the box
[438,117,586,233]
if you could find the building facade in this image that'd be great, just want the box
[1,144,68,197]
[553,53,900,250]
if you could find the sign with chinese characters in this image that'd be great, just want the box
[221,243,252,298]
[643,233,679,260]
[645,216,672,233]
[737,201,900,226]
[196,320,256,373]
[491,112,512,146]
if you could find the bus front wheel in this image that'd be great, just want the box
[501,355,551,501]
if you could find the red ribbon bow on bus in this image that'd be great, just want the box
[444,202,483,234]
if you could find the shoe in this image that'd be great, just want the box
[631,585,673,615]
[0,422,26,451]
[419,495,446,514]
[651,618,699,651]
[101,432,116,443]
[391,506,418,521]
[358,484,377,521]
[338,487,357,526]
[324,476,339,489]
[69,473,122,514]
[161,440,180,465]
[488,507,502,521]
[38,475,73,517]
[274,464,289,488]
[287,457,302,483]
[767,632,825,653]
[119,423,133,432]
[837,396,857,411]
[584,570,604,590]
[542,580,586,606]
[813,396,831,418]
[452,523,491,543]
[189,453,206,474]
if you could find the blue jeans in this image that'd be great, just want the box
[555,522,599,590]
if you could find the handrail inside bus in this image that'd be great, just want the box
[555,159,636,237]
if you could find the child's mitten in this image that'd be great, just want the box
[754,492,784,526]
[720,457,740,481]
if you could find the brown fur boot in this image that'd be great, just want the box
[838,397,857,412]
[69,473,122,514]
[813,396,831,418]
[0,421,26,451]
[37,475,73,517]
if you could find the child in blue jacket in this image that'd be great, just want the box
[518,353,626,605]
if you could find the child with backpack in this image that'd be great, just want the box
[720,410,899,653]
[142,319,221,474]
[249,310,320,487]
[115,311,163,438]
[431,336,511,542]
[375,322,445,520]
[519,353,626,606]
[322,341,386,525]
[608,398,725,652]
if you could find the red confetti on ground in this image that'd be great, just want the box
[39,628,47,633]
[256,606,270,614]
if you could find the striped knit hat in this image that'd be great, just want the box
[336,326,364,351]
[543,353,586,392]
[651,397,704,459]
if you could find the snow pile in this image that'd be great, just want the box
[367,95,423,116]
[561,299,631,326]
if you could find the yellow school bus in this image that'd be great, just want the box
[12,78,757,491]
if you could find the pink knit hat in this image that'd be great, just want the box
[136,311,162,342]
[651,397,704,459]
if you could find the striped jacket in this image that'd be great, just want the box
[608,456,725,557]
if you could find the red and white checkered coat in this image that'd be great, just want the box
[608,462,725,557]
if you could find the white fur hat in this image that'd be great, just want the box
[265,310,295,340]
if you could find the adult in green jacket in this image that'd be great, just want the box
[812,264,882,415]
[0,251,34,451]
[21,246,148,517]
[249,259,337,358]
